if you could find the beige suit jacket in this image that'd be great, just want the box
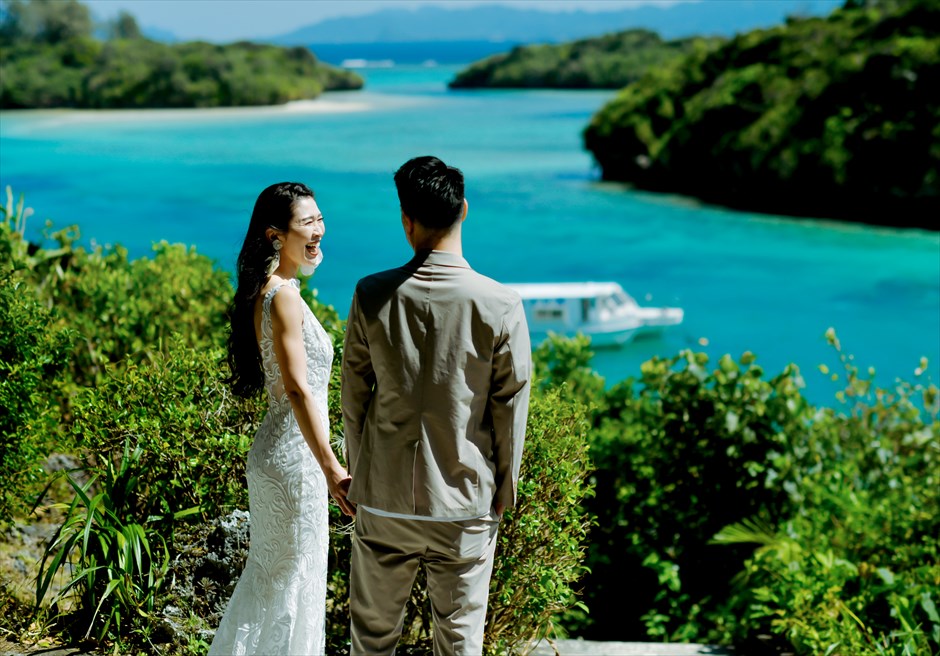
[341,249,531,519]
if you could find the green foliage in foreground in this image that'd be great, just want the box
[0,191,593,653]
[2,190,936,655]
[7,225,232,390]
[535,331,939,655]
[584,0,940,226]
[449,29,722,89]
[0,192,74,524]
[0,0,362,109]
[37,442,176,644]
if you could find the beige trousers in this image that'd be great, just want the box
[349,509,500,656]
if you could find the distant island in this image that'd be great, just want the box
[0,0,362,110]
[449,30,723,89]
[584,0,939,228]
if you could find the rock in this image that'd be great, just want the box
[156,510,250,647]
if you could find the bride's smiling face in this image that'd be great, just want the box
[274,197,325,274]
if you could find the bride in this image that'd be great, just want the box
[209,182,355,655]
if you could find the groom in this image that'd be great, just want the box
[341,155,531,655]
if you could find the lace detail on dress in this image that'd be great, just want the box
[208,279,334,656]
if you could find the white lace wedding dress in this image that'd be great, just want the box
[209,279,332,656]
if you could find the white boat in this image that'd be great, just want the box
[507,282,683,347]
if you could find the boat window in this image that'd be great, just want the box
[534,308,565,321]
[581,299,590,322]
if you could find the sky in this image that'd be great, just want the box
[82,0,694,42]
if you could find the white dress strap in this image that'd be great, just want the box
[262,279,297,312]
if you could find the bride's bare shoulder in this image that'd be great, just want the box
[259,276,298,302]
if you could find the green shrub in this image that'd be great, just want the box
[0,189,244,431]
[29,236,232,388]
[532,329,938,654]
[34,341,262,645]
[484,388,594,653]
[0,268,74,524]
[713,334,940,655]
[543,338,811,641]
[66,341,263,531]
[0,193,75,525]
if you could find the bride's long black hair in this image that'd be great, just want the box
[226,182,315,398]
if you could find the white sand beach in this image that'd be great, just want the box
[0,95,376,131]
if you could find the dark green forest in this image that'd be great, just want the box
[449,29,723,89]
[584,0,939,227]
[0,0,362,109]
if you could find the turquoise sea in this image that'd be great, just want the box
[1,65,938,403]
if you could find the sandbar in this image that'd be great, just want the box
[0,95,374,130]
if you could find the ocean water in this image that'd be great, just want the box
[1,65,938,404]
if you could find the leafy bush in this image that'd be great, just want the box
[33,341,261,645]
[535,334,810,641]
[713,334,939,655]
[533,330,938,654]
[0,269,73,524]
[0,192,74,525]
[7,222,232,389]
[484,389,594,654]
[65,341,263,534]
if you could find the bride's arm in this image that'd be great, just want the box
[270,286,355,517]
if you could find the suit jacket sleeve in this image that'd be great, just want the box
[341,289,375,472]
[489,296,532,511]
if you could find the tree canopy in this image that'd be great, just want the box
[0,0,363,109]
[583,0,939,227]
[449,29,724,89]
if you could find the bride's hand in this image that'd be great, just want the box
[328,470,356,517]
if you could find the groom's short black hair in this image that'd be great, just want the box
[394,156,464,231]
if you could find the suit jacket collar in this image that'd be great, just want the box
[407,249,471,270]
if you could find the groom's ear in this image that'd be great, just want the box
[460,198,468,222]
[401,211,415,244]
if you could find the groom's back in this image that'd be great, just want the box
[343,249,529,518]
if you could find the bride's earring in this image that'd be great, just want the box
[266,239,281,278]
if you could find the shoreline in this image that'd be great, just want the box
[0,95,374,127]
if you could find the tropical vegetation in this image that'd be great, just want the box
[538,333,938,656]
[449,29,723,89]
[0,0,362,109]
[2,188,936,656]
[0,189,592,654]
[583,0,940,227]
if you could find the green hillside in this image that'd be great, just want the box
[0,0,362,109]
[449,29,723,89]
[583,0,939,227]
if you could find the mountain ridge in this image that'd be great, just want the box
[268,1,842,46]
